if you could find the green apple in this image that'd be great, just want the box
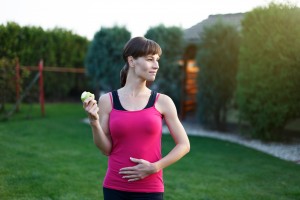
[81,91,94,102]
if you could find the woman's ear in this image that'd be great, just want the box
[127,56,135,67]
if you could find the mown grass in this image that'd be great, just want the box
[0,103,299,200]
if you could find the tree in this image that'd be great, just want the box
[145,25,184,108]
[85,26,131,94]
[0,58,29,115]
[0,58,16,113]
[236,3,300,139]
[0,22,89,101]
[0,22,21,59]
[196,21,240,130]
[42,28,89,99]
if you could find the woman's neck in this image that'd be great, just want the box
[120,81,149,97]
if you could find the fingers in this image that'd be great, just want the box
[119,158,144,172]
[129,157,144,164]
[119,170,136,174]
[125,176,140,182]
[119,167,139,179]
[122,177,142,182]
[82,97,99,120]
[119,167,134,171]
[83,98,97,112]
[119,170,143,182]
[90,104,99,113]
[89,106,99,120]
[83,96,96,108]
[119,158,152,182]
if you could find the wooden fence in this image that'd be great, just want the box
[14,59,85,117]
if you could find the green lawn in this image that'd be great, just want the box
[0,103,300,200]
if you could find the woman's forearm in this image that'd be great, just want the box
[154,143,190,172]
[90,120,112,156]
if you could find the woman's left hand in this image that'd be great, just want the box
[119,157,158,182]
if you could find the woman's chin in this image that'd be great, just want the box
[148,77,156,82]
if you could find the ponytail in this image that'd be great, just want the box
[120,64,129,87]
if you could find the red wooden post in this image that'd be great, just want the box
[15,58,20,111]
[39,59,45,117]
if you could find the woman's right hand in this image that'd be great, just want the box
[82,96,99,122]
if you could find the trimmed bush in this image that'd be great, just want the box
[236,3,300,139]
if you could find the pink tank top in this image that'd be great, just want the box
[103,91,164,192]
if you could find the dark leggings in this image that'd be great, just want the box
[103,187,164,200]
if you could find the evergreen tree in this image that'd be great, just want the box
[85,26,131,94]
[145,25,184,108]
[196,21,240,130]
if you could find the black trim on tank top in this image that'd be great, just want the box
[112,90,157,111]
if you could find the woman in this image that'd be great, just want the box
[83,36,190,200]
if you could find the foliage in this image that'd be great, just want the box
[0,22,89,101]
[0,58,30,114]
[0,58,16,113]
[236,3,300,139]
[85,26,131,93]
[43,28,89,100]
[196,21,240,130]
[145,25,184,108]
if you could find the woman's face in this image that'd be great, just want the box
[132,54,160,82]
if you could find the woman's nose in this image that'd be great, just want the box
[153,61,159,69]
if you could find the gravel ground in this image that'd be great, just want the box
[163,123,300,164]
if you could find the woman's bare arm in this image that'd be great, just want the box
[153,94,190,171]
[83,93,112,156]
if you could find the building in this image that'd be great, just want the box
[180,13,245,119]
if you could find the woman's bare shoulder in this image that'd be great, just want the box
[98,92,113,112]
[157,93,173,104]
[99,92,111,101]
[156,93,176,114]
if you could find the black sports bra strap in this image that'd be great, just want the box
[112,90,126,111]
[144,91,157,109]
[112,90,157,111]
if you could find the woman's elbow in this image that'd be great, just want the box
[180,141,190,155]
[95,143,111,156]
[185,142,190,154]
[100,148,111,156]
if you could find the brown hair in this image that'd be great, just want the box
[120,37,162,87]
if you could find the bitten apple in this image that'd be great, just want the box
[81,91,94,102]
